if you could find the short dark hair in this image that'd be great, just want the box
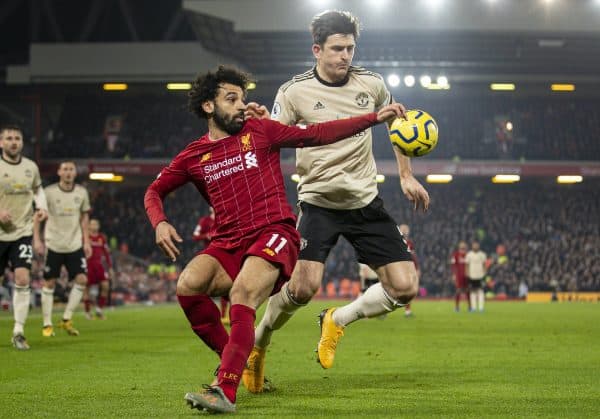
[0,123,23,135]
[187,65,252,119]
[59,160,76,168]
[310,10,360,46]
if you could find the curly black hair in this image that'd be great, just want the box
[187,66,252,119]
[311,10,360,46]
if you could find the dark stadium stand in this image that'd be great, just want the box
[31,94,600,161]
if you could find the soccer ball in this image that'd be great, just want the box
[389,109,439,157]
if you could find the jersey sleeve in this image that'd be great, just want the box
[259,113,378,148]
[373,77,393,110]
[271,87,298,125]
[144,152,191,229]
[81,188,91,213]
[33,164,42,189]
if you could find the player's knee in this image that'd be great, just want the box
[229,280,254,306]
[387,270,418,305]
[13,269,30,287]
[288,278,319,304]
[74,274,87,286]
[176,268,198,296]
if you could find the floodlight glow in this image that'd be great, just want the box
[557,175,582,184]
[89,172,123,182]
[387,74,401,87]
[426,174,453,183]
[404,75,416,87]
[551,84,575,92]
[492,174,520,183]
[291,174,300,183]
[376,174,385,183]
[436,75,448,87]
[506,121,513,131]
[166,83,191,90]
[103,83,127,91]
[490,83,516,91]
[247,82,257,90]
[420,75,432,88]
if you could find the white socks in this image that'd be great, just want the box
[42,287,55,326]
[12,285,30,336]
[254,283,304,349]
[63,284,85,321]
[332,283,401,327]
[470,288,485,311]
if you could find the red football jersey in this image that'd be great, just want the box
[405,238,419,270]
[450,250,467,278]
[193,215,215,247]
[87,233,112,269]
[145,113,379,248]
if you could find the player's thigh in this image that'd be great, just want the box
[235,222,300,308]
[344,197,413,268]
[9,237,33,286]
[296,201,341,263]
[177,253,232,297]
[64,249,87,283]
[376,261,419,301]
[230,256,281,309]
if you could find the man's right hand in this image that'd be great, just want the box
[245,102,271,120]
[0,209,11,224]
[376,103,408,123]
[155,221,183,262]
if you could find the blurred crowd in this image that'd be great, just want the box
[21,94,600,161]
[13,179,589,302]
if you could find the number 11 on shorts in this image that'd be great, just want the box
[265,233,287,254]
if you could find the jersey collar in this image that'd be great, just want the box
[1,154,22,165]
[313,66,350,87]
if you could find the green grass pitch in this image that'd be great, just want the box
[1,301,598,418]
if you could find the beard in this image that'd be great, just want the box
[213,105,244,135]
[3,147,21,160]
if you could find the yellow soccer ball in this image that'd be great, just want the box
[389,110,439,157]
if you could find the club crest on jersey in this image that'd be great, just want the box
[313,101,325,111]
[355,92,369,108]
[240,133,253,151]
[200,152,212,162]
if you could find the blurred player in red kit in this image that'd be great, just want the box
[192,207,229,324]
[192,206,215,247]
[450,241,471,312]
[83,218,113,319]
[143,66,406,413]
[398,224,419,317]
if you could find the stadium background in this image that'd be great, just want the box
[1,0,599,304]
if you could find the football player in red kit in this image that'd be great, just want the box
[451,241,471,312]
[144,66,406,413]
[83,218,113,319]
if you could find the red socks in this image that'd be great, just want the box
[98,296,107,309]
[84,299,91,313]
[217,304,256,403]
[177,294,229,357]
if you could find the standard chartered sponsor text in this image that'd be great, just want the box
[204,155,243,184]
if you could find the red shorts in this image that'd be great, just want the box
[87,264,108,286]
[200,221,300,296]
[455,276,468,289]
